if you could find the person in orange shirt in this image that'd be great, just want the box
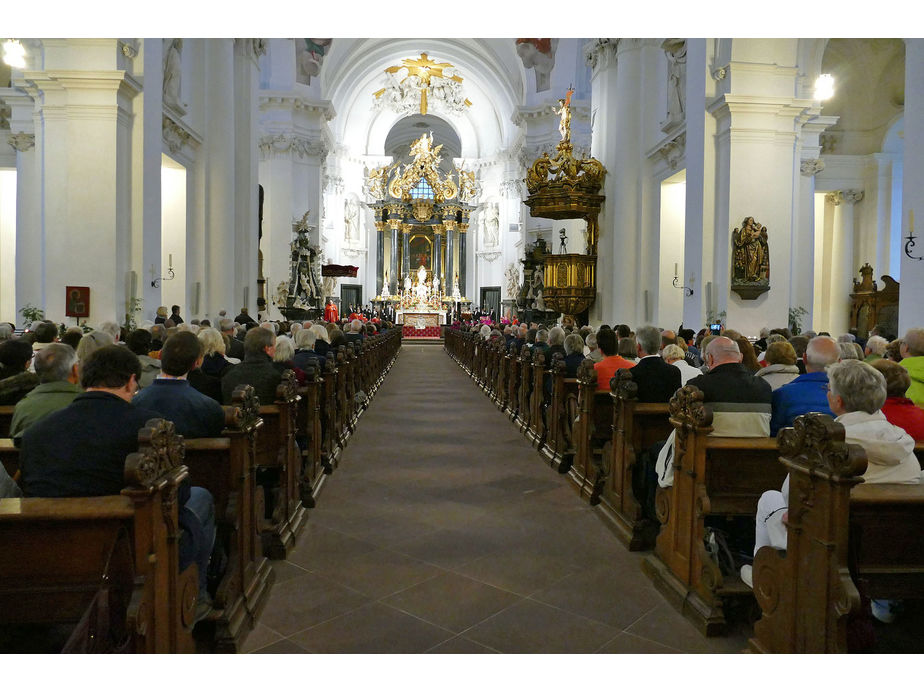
[593,328,635,391]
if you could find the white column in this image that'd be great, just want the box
[137,38,163,324]
[899,38,924,334]
[682,38,707,330]
[792,160,821,327]
[233,39,262,319]
[5,90,41,326]
[204,39,237,315]
[829,190,863,336]
[23,39,140,325]
[872,154,894,277]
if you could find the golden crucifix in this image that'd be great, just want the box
[375,52,465,115]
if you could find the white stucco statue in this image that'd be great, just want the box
[505,263,521,299]
[344,197,360,243]
[662,39,687,123]
[432,275,440,295]
[484,203,500,247]
[163,39,185,112]
[404,274,412,293]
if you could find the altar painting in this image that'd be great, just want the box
[408,234,433,276]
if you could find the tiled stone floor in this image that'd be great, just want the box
[244,342,750,654]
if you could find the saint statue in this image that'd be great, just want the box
[404,274,412,294]
[483,203,500,247]
[732,216,770,283]
[163,39,185,112]
[344,197,359,243]
[556,87,574,142]
[432,275,440,295]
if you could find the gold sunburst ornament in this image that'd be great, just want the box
[373,53,472,115]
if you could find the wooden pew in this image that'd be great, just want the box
[525,350,547,450]
[516,346,533,434]
[255,370,307,559]
[505,343,521,422]
[567,359,613,503]
[748,413,924,653]
[296,361,329,501]
[539,356,580,473]
[642,384,787,636]
[0,405,13,438]
[183,385,273,653]
[321,357,343,470]
[597,369,672,551]
[0,419,198,653]
[493,339,509,412]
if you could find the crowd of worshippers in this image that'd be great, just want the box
[0,306,396,620]
[456,318,924,623]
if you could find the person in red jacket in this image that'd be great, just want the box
[324,299,339,324]
[872,359,924,440]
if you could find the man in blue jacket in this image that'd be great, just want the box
[769,335,840,435]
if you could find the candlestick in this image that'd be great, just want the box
[168,253,173,267]
[674,262,678,277]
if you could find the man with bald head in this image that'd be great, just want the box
[769,335,840,435]
[686,336,773,436]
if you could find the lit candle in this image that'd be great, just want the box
[674,262,678,277]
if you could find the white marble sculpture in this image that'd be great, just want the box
[662,39,687,125]
[163,39,186,112]
[505,263,521,299]
[344,197,359,243]
[484,203,500,247]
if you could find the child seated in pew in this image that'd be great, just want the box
[742,360,922,623]
[19,345,217,620]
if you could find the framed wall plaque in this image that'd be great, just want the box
[65,286,90,318]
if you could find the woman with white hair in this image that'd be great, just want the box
[76,330,113,364]
[662,343,701,385]
[272,335,306,384]
[310,323,331,357]
[741,360,921,598]
[479,324,492,340]
[584,332,603,363]
[293,327,326,372]
[197,327,234,378]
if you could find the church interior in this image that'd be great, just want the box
[1,9,923,673]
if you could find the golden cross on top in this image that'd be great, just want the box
[377,52,465,115]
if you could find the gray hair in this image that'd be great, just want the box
[219,318,235,332]
[585,333,598,350]
[635,325,662,356]
[548,326,565,346]
[273,335,295,363]
[765,333,786,347]
[804,336,840,370]
[479,324,491,339]
[197,327,226,357]
[865,335,888,356]
[150,324,166,340]
[662,343,685,362]
[827,359,886,414]
[34,343,78,383]
[903,328,924,356]
[76,330,113,362]
[310,324,330,344]
[295,328,316,349]
[97,321,121,342]
[838,342,860,361]
[0,324,12,341]
[351,319,362,333]
[837,333,856,344]
[536,329,549,344]
[260,321,277,334]
[564,333,584,356]
[290,323,301,335]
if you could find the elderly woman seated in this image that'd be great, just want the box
[755,340,800,390]
[871,358,924,440]
[661,343,701,385]
[741,360,922,613]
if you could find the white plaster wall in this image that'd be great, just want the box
[658,176,686,328]
[0,170,16,323]
[160,158,187,314]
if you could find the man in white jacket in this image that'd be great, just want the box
[742,360,921,595]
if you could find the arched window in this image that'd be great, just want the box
[410,177,433,199]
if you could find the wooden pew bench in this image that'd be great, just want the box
[182,385,273,653]
[567,360,614,503]
[748,413,924,653]
[254,371,307,560]
[597,369,672,551]
[0,419,198,653]
[642,385,787,637]
[0,405,13,438]
[539,357,580,472]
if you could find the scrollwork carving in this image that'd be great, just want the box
[124,418,186,488]
[611,367,638,400]
[7,131,35,152]
[229,384,262,431]
[275,369,299,403]
[669,385,713,429]
[777,413,867,479]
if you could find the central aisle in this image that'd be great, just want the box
[243,342,749,653]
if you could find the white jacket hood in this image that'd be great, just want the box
[837,410,922,484]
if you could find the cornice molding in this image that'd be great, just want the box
[258,92,336,121]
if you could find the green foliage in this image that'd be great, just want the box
[123,297,144,332]
[788,306,809,335]
[19,303,45,326]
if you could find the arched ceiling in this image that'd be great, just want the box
[318,38,525,159]
[820,38,905,155]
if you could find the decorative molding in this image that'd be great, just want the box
[825,192,841,206]
[258,132,327,160]
[252,39,267,58]
[500,178,525,197]
[323,174,344,195]
[800,158,825,177]
[342,246,367,259]
[119,40,138,59]
[712,64,729,80]
[820,132,838,154]
[7,131,35,152]
[476,250,502,263]
[583,38,619,71]
[654,131,686,169]
[841,189,864,205]
[162,113,202,156]
[258,93,336,121]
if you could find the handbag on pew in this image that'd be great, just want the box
[61,526,135,654]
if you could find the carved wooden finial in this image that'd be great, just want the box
[669,384,713,428]
[533,350,545,368]
[519,345,531,360]
[576,358,596,386]
[611,367,638,399]
[228,384,261,431]
[551,353,565,375]
[304,357,320,382]
[778,413,867,479]
[124,418,185,488]
[275,369,299,403]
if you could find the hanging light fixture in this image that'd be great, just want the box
[2,39,26,69]
[814,73,835,101]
